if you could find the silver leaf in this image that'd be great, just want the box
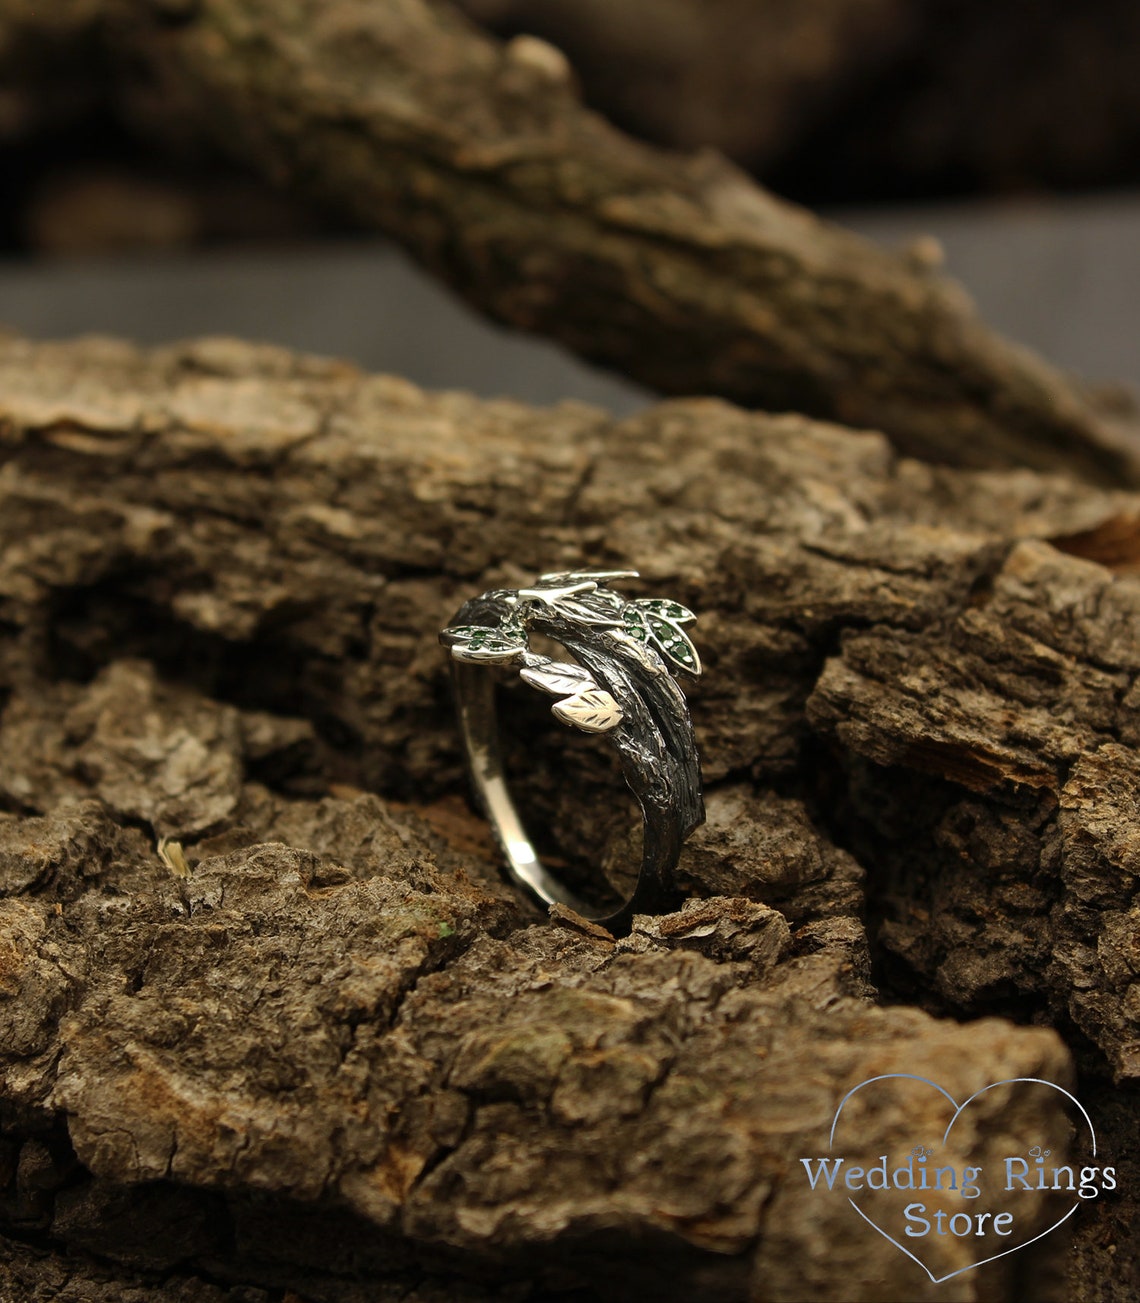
[551,687,624,734]
[549,592,625,625]
[520,662,596,697]
[563,568,639,583]
[451,634,526,664]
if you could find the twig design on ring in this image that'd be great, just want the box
[440,569,704,934]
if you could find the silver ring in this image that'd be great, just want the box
[440,569,704,934]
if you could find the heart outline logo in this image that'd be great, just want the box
[829,1074,1097,1285]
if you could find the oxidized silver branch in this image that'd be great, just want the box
[440,569,704,934]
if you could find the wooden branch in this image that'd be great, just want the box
[0,331,1138,1298]
[2,1,1138,485]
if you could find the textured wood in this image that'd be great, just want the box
[0,332,1138,1298]
[0,0,1138,485]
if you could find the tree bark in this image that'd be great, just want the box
[0,330,1138,1299]
[1,0,1138,486]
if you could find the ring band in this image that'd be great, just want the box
[440,569,704,934]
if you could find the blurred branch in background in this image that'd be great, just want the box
[0,0,1136,487]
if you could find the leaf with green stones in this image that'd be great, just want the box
[633,598,696,625]
[644,612,702,675]
[443,624,527,663]
[619,606,651,643]
[440,624,497,641]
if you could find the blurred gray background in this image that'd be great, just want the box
[2,192,1136,415]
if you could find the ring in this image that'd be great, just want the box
[440,569,704,934]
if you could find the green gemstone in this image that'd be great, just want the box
[646,613,699,672]
[635,598,696,625]
[622,609,649,641]
[446,622,526,657]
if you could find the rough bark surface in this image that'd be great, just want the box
[0,0,1138,486]
[0,331,1137,1299]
